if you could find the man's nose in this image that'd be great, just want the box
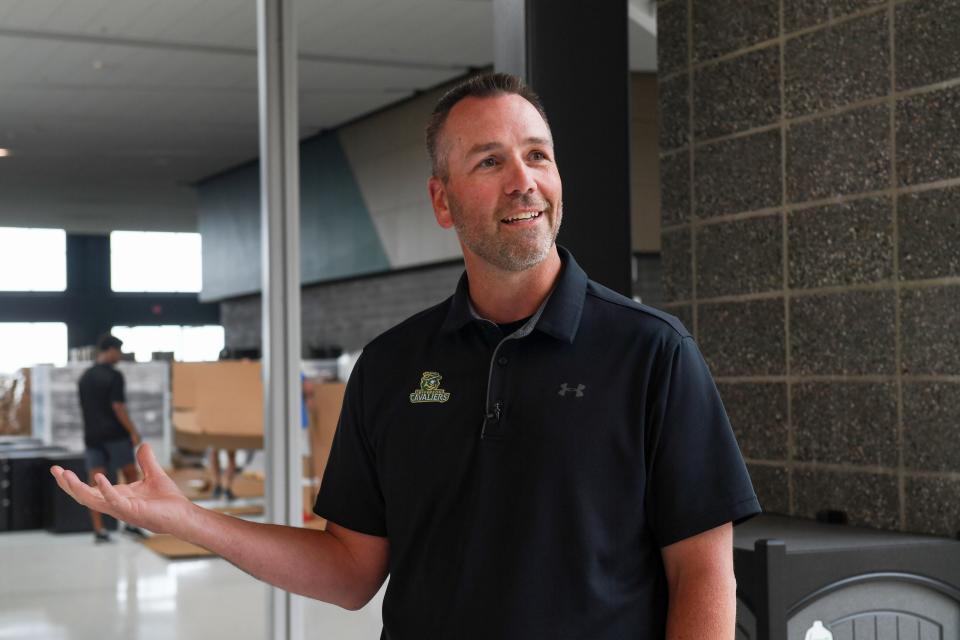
[503,158,536,195]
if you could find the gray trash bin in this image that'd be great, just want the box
[734,514,960,640]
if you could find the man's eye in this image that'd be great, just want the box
[478,157,498,168]
[530,151,548,161]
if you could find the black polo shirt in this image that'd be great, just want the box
[78,362,128,447]
[315,247,760,640]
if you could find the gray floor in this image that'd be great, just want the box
[0,527,386,639]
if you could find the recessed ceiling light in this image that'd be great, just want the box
[0,149,10,157]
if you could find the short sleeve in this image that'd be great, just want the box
[645,336,761,548]
[313,354,387,537]
[111,371,126,403]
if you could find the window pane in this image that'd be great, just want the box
[0,228,66,291]
[111,325,224,363]
[111,231,202,293]
[0,323,68,374]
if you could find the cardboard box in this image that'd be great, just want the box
[0,370,30,437]
[142,534,213,559]
[171,361,264,451]
[303,477,321,516]
[13,369,30,436]
[309,382,345,486]
[170,362,199,410]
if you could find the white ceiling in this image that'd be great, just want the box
[0,0,657,233]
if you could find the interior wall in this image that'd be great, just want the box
[196,132,394,302]
[221,261,463,353]
[337,86,462,268]
[217,71,665,350]
[657,0,960,536]
[196,86,462,302]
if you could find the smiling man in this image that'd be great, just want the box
[52,73,760,639]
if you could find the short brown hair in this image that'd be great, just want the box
[97,334,123,352]
[425,72,550,180]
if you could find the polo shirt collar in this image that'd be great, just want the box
[440,245,587,343]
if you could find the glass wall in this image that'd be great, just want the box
[111,324,224,362]
[0,322,68,374]
[0,227,66,291]
[110,231,202,293]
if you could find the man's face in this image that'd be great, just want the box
[429,94,562,272]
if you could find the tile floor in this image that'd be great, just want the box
[0,527,386,640]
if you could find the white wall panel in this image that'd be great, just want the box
[337,86,461,268]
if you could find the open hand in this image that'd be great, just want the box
[51,442,194,536]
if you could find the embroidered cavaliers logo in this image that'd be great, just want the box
[409,371,451,403]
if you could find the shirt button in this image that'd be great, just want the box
[497,356,509,366]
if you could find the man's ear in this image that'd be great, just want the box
[428,176,454,229]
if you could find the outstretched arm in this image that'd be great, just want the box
[51,443,388,610]
[661,522,737,640]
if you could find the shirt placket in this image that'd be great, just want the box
[480,325,525,441]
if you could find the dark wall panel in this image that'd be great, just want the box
[197,162,262,301]
[197,131,390,302]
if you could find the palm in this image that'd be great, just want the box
[103,468,190,534]
[51,443,193,536]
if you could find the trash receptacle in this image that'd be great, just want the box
[734,514,960,640]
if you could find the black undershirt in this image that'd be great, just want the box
[497,316,532,336]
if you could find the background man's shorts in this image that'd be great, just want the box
[85,438,135,477]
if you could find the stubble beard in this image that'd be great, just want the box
[450,194,563,273]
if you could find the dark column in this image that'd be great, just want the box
[66,234,112,347]
[494,0,632,296]
[66,235,111,294]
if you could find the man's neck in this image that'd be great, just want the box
[462,246,562,324]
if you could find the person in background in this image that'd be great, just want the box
[77,334,144,542]
[209,448,237,501]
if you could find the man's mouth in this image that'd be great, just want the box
[500,210,543,224]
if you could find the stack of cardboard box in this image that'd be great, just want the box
[171,361,264,451]
[0,369,31,437]
[303,380,345,529]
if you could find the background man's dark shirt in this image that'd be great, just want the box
[78,363,127,446]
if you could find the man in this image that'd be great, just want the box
[76,334,143,542]
[53,73,760,638]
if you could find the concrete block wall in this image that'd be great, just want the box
[657,0,960,535]
[221,261,464,354]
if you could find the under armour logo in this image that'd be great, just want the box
[558,383,586,398]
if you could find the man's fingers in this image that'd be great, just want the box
[51,466,78,502]
[95,473,129,512]
[63,469,103,501]
[59,469,115,516]
[136,442,165,478]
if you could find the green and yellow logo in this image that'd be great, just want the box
[409,371,451,403]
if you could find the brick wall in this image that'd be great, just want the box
[221,261,464,354]
[658,0,960,535]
